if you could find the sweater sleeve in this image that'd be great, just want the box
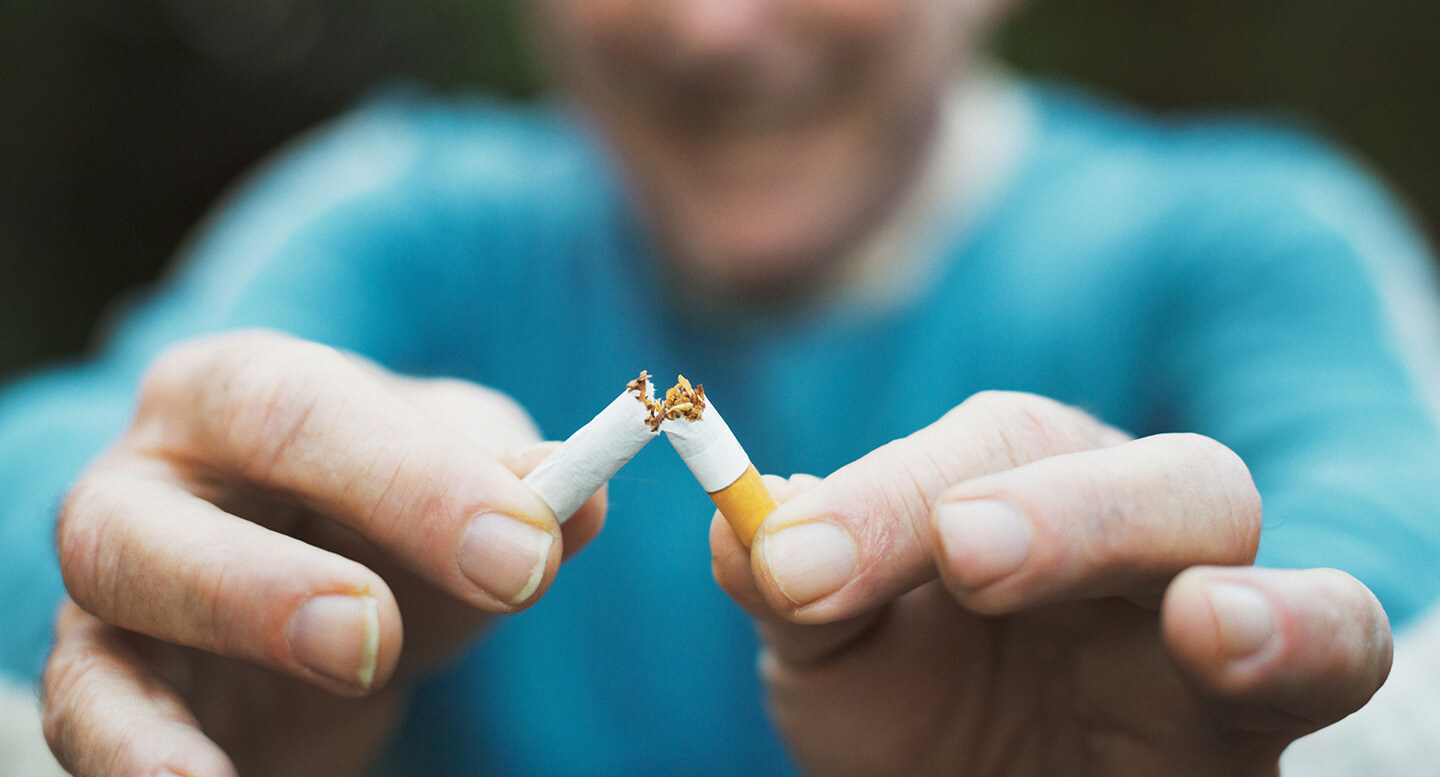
[1154,138,1440,628]
[0,95,465,680]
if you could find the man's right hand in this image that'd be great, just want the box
[41,330,605,777]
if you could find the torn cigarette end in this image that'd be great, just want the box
[626,370,653,398]
[663,376,706,422]
[660,381,777,547]
[522,371,777,545]
[635,372,706,431]
[522,373,660,523]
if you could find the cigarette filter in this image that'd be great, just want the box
[663,388,778,546]
[522,376,659,523]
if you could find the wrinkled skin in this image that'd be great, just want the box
[45,331,606,776]
[40,1,1393,775]
[710,392,1390,776]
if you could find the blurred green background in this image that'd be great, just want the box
[3,0,1438,379]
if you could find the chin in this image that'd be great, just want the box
[659,207,856,303]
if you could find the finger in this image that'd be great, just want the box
[712,475,876,664]
[43,600,238,777]
[386,375,544,455]
[389,376,608,560]
[931,432,1261,613]
[712,474,820,618]
[758,583,985,777]
[748,391,1125,621]
[136,331,563,608]
[1162,566,1392,731]
[59,470,402,695]
[503,442,607,562]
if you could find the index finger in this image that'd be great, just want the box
[136,331,560,609]
[748,391,1123,621]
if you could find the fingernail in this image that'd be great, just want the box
[760,521,857,606]
[459,512,555,605]
[1207,582,1275,659]
[934,499,1032,590]
[288,594,380,691]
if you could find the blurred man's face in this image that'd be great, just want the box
[535,0,1008,300]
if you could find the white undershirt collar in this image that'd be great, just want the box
[816,65,1037,314]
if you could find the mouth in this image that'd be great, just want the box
[608,46,842,140]
[656,79,820,137]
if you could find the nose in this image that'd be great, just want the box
[670,0,770,59]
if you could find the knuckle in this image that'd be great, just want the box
[56,476,123,619]
[869,437,951,540]
[192,559,240,658]
[953,391,1097,466]
[139,330,287,403]
[136,330,300,436]
[429,379,526,415]
[43,646,94,725]
[954,390,1032,423]
[137,347,190,408]
[39,706,68,770]
[132,342,212,440]
[403,378,542,447]
[470,385,541,437]
[39,699,73,772]
[212,340,349,479]
[41,641,104,771]
[139,338,219,400]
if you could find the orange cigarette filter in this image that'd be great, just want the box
[707,464,778,547]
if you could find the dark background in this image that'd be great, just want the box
[3,0,1437,379]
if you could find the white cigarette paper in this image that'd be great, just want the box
[522,381,659,523]
[661,397,750,493]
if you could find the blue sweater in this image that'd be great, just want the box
[3,83,1439,775]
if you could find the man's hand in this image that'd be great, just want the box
[712,391,1392,776]
[42,330,606,777]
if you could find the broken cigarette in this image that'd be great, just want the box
[521,373,660,523]
[521,371,777,546]
[661,379,778,547]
